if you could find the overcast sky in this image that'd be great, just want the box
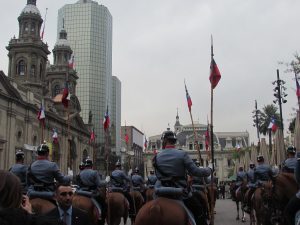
[1,0,300,143]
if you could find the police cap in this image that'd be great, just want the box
[287,146,296,154]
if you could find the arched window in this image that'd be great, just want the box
[30,65,36,77]
[18,60,25,76]
[24,22,29,32]
[53,84,60,97]
[31,22,35,33]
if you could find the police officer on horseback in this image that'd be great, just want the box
[131,167,146,200]
[281,146,297,173]
[146,170,157,187]
[110,160,135,218]
[9,149,28,193]
[244,155,274,213]
[78,157,107,221]
[153,130,211,225]
[27,143,70,198]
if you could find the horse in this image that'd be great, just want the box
[145,187,155,202]
[135,197,191,225]
[207,183,217,218]
[29,197,56,214]
[230,179,247,222]
[130,190,145,224]
[72,187,106,225]
[259,172,298,225]
[106,192,129,225]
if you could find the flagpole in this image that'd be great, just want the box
[41,100,45,143]
[189,111,203,165]
[210,35,215,225]
[295,73,300,111]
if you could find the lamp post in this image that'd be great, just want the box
[252,100,261,151]
[272,69,287,132]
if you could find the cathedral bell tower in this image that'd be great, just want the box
[6,0,50,96]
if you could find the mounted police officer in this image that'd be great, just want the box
[131,167,146,200]
[75,161,85,186]
[27,143,70,198]
[153,130,211,225]
[9,149,28,193]
[243,163,255,212]
[244,155,274,212]
[146,170,157,187]
[110,161,135,218]
[232,166,246,201]
[281,146,297,173]
[284,151,300,225]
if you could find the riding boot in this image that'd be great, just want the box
[123,191,135,218]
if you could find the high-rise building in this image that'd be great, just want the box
[111,76,121,154]
[58,0,113,144]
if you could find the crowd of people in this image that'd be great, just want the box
[1,131,300,225]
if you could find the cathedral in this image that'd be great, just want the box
[0,0,92,175]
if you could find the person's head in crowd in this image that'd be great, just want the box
[55,182,74,211]
[0,170,23,209]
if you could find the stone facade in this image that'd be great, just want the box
[0,0,92,175]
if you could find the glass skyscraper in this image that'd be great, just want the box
[58,0,113,144]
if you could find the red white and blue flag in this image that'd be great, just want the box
[52,128,58,144]
[184,82,192,112]
[268,117,278,133]
[296,78,300,98]
[37,103,45,126]
[209,57,221,89]
[62,82,71,108]
[103,105,110,131]
[144,136,148,149]
[89,129,95,144]
[68,53,75,69]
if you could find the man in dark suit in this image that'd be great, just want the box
[45,182,93,225]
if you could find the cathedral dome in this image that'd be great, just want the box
[55,29,71,48]
[21,4,41,16]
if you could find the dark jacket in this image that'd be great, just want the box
[45,207,93,225]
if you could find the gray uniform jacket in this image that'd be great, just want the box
[295,160,300,198]
[147,175,158,186]
[131,174,144,187]
[9,163,28,187]
[282,157,297,173]
[28,159,69,191]
[236,171,247,186]
[111,169,130,190]
[246,169,255,183]
[254,164,273,183]
[154,148,211,189]
[79,169,105,189]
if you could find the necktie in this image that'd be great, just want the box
[63,211,68,225]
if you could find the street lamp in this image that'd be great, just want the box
[272,69,287,131]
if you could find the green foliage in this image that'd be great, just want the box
[258,104,280,135]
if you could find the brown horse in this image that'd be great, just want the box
[230,180,247,222]
[135,197,190,225]
[72,187,106,225]
[106,192,129,225]
[72,194,104,225]
[29,198,56,214]
[130,190,145,224]
[258,172,298,225]
[145,188,155,202]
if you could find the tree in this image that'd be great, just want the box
[289,117,296,134]
[258,104,280,153]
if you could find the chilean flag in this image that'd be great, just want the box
[209,58,221,89]
[89,129,95,144]
[103,105,110,131]
[144,136,148,149]
[184,82,192,112]
[37,103,45,126]
[268,117,278,133]
[52,128,58,144]
[62,82,71,108]
[68,53,75,69]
